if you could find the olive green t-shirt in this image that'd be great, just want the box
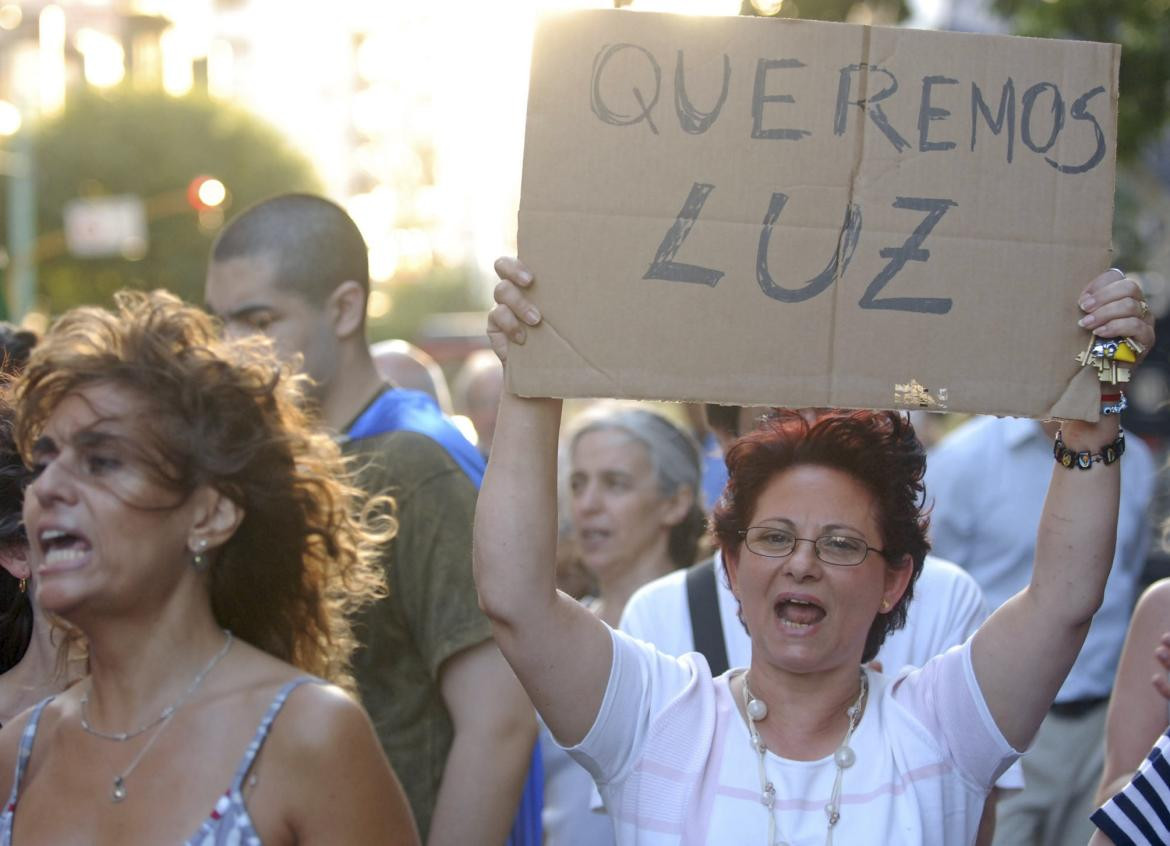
[343,428,491,842]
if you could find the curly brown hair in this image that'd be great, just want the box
[711,409,930,664]
[0,323,36,673]
[14,290,391,688]
[0,392,32,673]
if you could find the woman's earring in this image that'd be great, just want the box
[880,598,891,612]
[191,538,210,572]
[18,577,27,594]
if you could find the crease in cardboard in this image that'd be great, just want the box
[1047,363,1102,421]
[1045,45,1121,424]
[524,316,622,395]
[828,25,871,408]
[523,210,1104,252]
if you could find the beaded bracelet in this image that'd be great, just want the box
[1053,429,1125,470]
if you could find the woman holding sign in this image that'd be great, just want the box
[475,260,1152,844]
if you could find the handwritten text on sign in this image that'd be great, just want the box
[591,46,1107,172]
[514,11,1118,419]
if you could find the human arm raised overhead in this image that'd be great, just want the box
[473,257,616,748]
[969,268,1156,751]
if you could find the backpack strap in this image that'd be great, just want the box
[686,557,729,676]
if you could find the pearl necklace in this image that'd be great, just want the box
[741,668,868,846]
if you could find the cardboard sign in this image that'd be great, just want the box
[511,9,1120,420]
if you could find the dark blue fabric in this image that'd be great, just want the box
[510,746,545,846]
[1091,727,1170,846]
[345,386,542,846]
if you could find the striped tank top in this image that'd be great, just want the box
[0,677,319,845]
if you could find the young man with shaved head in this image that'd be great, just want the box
[206,194,538,846]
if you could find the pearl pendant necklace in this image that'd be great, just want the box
[741,668,868,846]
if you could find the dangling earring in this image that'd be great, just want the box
[191,538,210,572]
[18,577,27,594]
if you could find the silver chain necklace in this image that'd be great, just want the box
[81,630,233,802]
[741,668,868,846]
[81,630,234,742]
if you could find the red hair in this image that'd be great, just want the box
[711,410,930,663]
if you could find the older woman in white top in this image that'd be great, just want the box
[475,260,1153,845]
[542,404,705,846]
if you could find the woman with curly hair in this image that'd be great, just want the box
[0,322,84,726]
[478,260,1152,845]
[0,291,417,845]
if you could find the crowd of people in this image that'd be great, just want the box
[0,192,1164,846]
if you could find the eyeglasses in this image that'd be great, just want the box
[737,526,884,567]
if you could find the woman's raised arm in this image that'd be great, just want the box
[971,268,1155,751]
[1096,580,1170,805]
[473,257,615,746]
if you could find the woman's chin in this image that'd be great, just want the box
[579,555,625,584]
[33,581,88,621]
[751,630,841,675]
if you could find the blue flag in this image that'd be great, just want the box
[345,387,485,485]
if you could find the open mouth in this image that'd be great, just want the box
[774,597,827,629]
[38,528,92,568]
[577,528,611,548]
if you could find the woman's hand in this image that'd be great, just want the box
[1077,268,1156,363]
[488,257,543,364]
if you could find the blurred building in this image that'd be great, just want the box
[0,1,191,321]
[1,0,577,325]
[199,0,558,313]
[0,1,186,116]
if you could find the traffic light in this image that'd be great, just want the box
[186,175,227,212]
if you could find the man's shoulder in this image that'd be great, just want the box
[914,554,986,621]
[926,417,1029,487]
[930,415,1012,457]
[344,428,468,485]
[620,568,693,646]
[918,555,979,591]
[626,567,689,613]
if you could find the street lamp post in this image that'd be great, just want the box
[2,126,36,322]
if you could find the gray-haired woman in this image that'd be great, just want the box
[544,403,705,845]
[566,404,706,626]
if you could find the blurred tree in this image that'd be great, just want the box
[989,0,1170,163]
[0,88,321,315]
[368,264,487,345]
